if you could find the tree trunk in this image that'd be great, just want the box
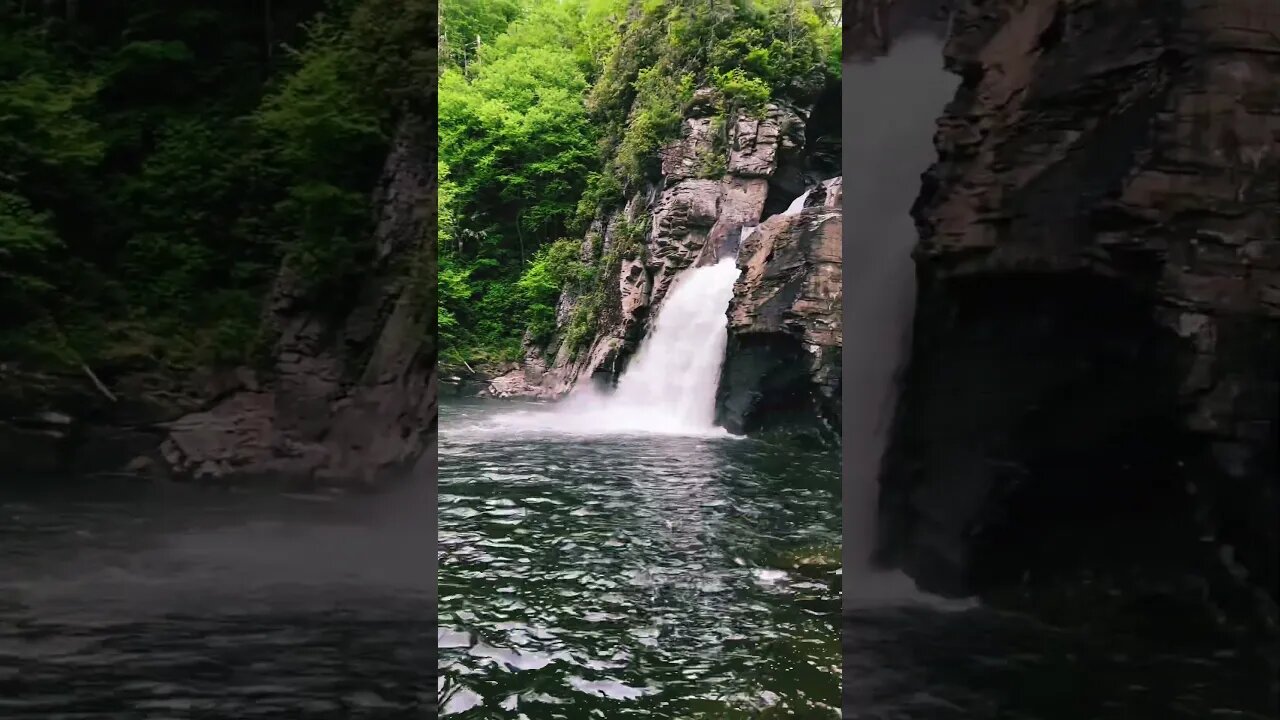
[516,208,526,266]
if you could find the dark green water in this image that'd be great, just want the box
[437,399,842,718]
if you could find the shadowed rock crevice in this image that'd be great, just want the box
[877,274,1189,590]
[766,80,841,218]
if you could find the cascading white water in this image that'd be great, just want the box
[494,194,815,439]
[602,257,742,431]
[494,255,744,437]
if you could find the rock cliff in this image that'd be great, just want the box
[872,0,1280,630]
[0,115,439,487]
[490,86,842,403]
[158,116,438,486]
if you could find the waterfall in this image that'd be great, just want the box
[603,257,742,431]
[495,186,823,439]
[496,257,742,437]
[841,34,972,609]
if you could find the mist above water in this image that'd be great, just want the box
[841,33,964,605]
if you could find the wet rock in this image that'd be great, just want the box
[717,205,842,439]
[618,257,653,341]
[647,179,721,301]
[484,369,538,399]
[728,104,804,177]
[814,176,842,208]
[696,176,770,267]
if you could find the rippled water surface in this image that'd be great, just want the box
[841,603,1278,719]
[437,399,842,718]
[0,474,434,718]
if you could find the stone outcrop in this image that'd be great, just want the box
[727,105,805,177]
[1,115,439,488]
[717,206,842,439]
[873,0,1280,630]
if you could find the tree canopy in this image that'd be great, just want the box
[0,0,431,370]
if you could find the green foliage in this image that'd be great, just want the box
[348,0,438,112]
[713,68,771,114]
[439,44,595,240]
[0,193,62,323]
[563,296,600,356]
[697,115,729,178]
[613,216,650,259]
[437,0,614,367]
[435,0,838,369]
[253,15,389,295]
[587,0,840,194]
[613,69,695,189]
[439,0,522,71]
[574,171,624,229]
[0,0,429,370]
[517,238,587,344]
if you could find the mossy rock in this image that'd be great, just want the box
[770,544,841,578]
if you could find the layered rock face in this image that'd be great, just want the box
[1,116,439,487]
[495,89,841,401]
[717,194,842,439]
[875,0,1280,625]
[159,117,438,486]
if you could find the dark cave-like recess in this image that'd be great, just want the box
[873,272,1220,603]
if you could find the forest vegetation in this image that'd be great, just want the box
[0,0,839,377]
[0,0,433,373]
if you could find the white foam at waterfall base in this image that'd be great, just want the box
[490,257,743,437]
